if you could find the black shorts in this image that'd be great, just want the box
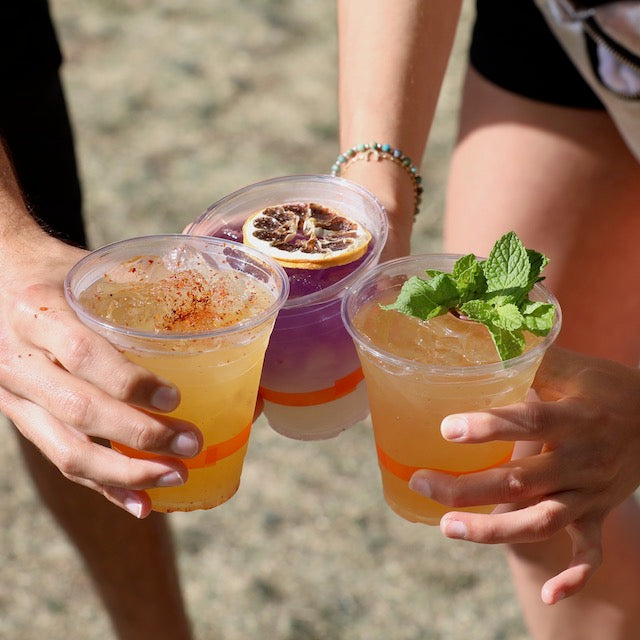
[470,0,604,109]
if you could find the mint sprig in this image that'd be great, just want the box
[381,231,556,361]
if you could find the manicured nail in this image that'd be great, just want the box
[156,471,185,487]
[409,475,432,498]
[541,585,565,605]
[123,495,143,519]
[171,431,200,457]
[441,518,468,539]
[441,416,468,441]
[151,386,179,412]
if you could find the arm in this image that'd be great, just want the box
[409,346,640,602]
[337,0,462,259]
[0,141,202,517]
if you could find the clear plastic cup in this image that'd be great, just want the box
[187,175,388,440]
[65,234,288,512]
[341,254,562,524]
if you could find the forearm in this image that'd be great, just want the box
[336,0,462,255]
[0,139,49,267]
[338,0,461,158]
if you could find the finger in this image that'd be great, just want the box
[61,473,154,519]
[1,352,202,456]
[440,397,588,444]
[65,473,154,519]
[533,346,596,401]
[437,493,579,545]
[2,389,190,490]
[102,486,153,519]
[10,299,180,412]
[409,451,568,508]
[541,519,603,604]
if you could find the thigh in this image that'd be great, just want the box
[444,67,640,366]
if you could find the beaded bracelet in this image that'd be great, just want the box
[330,142,423,217]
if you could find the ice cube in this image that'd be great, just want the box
[161,245,209,275]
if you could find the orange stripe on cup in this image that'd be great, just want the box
[376,444,513,482]
[259,367,364,407]
[113,422,252,470]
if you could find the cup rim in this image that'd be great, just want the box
[341,252,563,377]
[186,174,389,309]
[65,234,290,341]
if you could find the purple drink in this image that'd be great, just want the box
[187,175,388,439]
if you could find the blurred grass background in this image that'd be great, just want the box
[0,1,530,638]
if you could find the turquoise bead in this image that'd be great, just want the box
[331,142,423,217]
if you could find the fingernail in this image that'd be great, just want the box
[441,416,468,441]
[123,495,143,519]
[171,431,200,457]
[408,475,432,498]
[156,471,185,487]
[151,386,179,412]
[441,518,468,539]
[541,586,565,605]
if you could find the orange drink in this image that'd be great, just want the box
[342,253,561,524]
[65,235,288,512]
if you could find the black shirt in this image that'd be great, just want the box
[3,1,62,86]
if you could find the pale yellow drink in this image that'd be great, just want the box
[113,333,269,512]
[342,254,560,525]
[65,235,288,512]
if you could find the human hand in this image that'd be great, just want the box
[0,234,204,518]
[408,346,640,603]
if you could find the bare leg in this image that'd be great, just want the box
[444,67,640,639]
[17,432,192,640]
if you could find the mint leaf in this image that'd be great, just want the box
[494,303,525,331]
[526,249,549,288]
[460,300,524,331]
[460,300,525,357]
[483,231,530,304]
[522,300,556,336]
[485,325,526,362]
[452,253,486,302]
[458,299,494,325]
[380,273,459,321]
[380,231,556,362]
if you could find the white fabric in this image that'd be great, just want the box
[597,43,640,94]
[536,0,640,161]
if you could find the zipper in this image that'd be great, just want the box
[583,15,640,99]
[556,0,622,20]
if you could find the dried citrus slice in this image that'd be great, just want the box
[242,202,371,270]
